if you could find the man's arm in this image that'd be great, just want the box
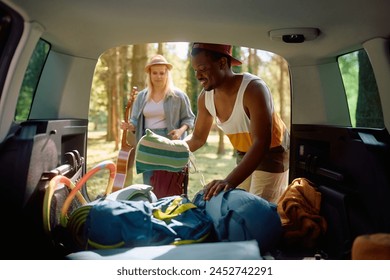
[185,90,214,152]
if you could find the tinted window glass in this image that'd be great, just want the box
[14,39,50,121]
[0,2,23,98]
[338,49,384,128]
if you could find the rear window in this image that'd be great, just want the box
[338,49,384,128]
[0,2,23,99]
[14,39,50,122]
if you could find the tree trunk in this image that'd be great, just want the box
[247,48,260,75]
[131,44,148,90]
[232,45,242,73]
[101,46,132,145]
[102,48,117,142]
[186,42,201,116]
[157,43,163,55]
[124,44,148,185]
[277,56,286,121]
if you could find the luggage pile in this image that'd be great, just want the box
[43,160,213,253]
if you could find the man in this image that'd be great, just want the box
[186,43,289,203]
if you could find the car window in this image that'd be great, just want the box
[14,39,50,122]
[87,43,291,199]
[338,49,384,128]
[0,2,23,99]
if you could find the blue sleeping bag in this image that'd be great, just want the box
[193,188,282,254]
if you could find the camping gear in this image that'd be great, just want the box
[44,159,211,252]
[42,160,117,253]
[135,129,190,174]
[277,177,327,249]
[112,87,137,192]
[135,128,190,197]
[82,195,213,250]
[193,188,283,253]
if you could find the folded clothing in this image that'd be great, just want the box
[277,177,327,249]
[135,129,190,174]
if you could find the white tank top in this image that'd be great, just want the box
[205,72,288,153]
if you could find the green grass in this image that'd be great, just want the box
[85,130,236,200]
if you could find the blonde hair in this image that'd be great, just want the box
[145,65,176,101]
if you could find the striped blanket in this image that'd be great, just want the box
[135,129,190,174]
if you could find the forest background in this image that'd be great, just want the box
[86,42,290,200]
[14,41,379,199]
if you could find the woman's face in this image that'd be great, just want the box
[150,65,168,87]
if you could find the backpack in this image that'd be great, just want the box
[68,195,213,250]
[44,158,212,253]
[193,188,283,253]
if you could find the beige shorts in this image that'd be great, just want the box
[238,169,289,204]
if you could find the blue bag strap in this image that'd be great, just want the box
[211,189,231,240]
[153,196,197,220]
[213,189,254,241]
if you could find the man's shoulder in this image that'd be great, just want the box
[242,73,267,88]
[242,74,270,99]
[243,72,262,81]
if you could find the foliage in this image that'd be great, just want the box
[338,49,384,128]
[186,43,201,116]
[232,45,243,73]
[89,59,109,130]
[338,51,359,126]
[356,50,384,128]
[14,40,50,121]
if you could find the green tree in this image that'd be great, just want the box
[247,48,261,75]
[258,53,290,129]
[338,51,359,126]
[89,58,109,131]
[356,50,384,128]
[15,40,50,121]
[186,42,201,116]
[232,45,242,73]
[102,46,131,148]
[131,44,148,90]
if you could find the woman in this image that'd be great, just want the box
[121,54,195,185]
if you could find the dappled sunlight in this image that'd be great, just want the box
[201,152,219,159]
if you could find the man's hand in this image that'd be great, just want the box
[203,179,235,200]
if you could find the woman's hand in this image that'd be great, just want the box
[168,129,183,140]
[120,121,135,132]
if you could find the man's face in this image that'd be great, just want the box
[191,51,221,91]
